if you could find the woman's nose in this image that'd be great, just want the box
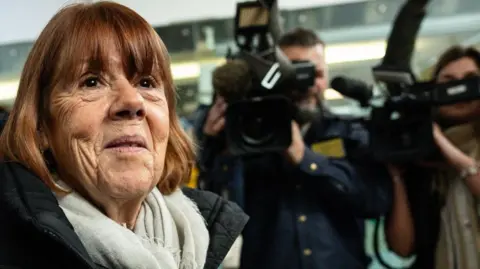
[109,83,146,121]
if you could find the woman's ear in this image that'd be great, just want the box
[39,128,57,172]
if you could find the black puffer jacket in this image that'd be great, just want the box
[0,161,248,269]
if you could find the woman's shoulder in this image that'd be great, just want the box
[0,161,97,268]
[0,161,58,206]
[181,187,248,226]
[181,187,249,268]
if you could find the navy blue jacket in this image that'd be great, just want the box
[196,110,393,269]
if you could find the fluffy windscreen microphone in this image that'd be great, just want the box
[212,59,253,103]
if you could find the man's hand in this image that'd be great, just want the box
[203,96,227,137]
[386,164,405,184]
[432,123,476,170]
[286,121,305,165]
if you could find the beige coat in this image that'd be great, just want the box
[435,122,480,269]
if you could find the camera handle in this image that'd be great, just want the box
[258,0,283,43]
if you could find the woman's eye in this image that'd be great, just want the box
[82,77,100,88]
[139,78,155,89]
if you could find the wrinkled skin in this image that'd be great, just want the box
[45,50,169,228]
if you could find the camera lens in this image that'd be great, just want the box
[239,113,275,145]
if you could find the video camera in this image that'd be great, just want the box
[336,65,480,163]
[223,0,316,156]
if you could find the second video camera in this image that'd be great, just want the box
[335,66,480,163]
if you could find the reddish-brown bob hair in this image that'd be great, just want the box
[0,2,194,195]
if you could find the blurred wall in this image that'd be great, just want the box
[0,0,368,45]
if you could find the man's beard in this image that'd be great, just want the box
[294,95,323,125]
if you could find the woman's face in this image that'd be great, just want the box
[436,57,480,121]
[47,49,169,206]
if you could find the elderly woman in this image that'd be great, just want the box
[0,2,247,269]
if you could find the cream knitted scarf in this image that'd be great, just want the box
[56,186,209,269]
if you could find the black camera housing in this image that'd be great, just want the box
[225,48,315,156]
[367,66,480,163]
[225,95,293,155]
[224,0,315,156]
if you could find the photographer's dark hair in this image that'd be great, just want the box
[278,27,325,48]
[432,46,480,80]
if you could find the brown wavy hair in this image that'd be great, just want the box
[432,46,480,81]
[0,2,194,195]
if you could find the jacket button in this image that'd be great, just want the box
[298,215,307,223]
[334,182,346,192]
[310,163,317,171]
[303,248,312,256]
[223,165,228,171]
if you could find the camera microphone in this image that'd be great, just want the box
[212,59,253,102]
[331,76,373,107]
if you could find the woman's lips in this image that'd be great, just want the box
[104,135,148,153]
[106,146,147,153]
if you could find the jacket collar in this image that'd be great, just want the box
[182,188,249,269]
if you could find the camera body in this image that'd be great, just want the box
[365,66,480,162]
[225,48,315,156]
[224,0,315,156]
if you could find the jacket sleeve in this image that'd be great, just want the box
[293,122,393,218]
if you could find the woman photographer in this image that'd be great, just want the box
[386,46,480,269]
[0,2,247,269]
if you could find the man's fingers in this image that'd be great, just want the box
[207,102,227,124]
[203,97,227,136]
[212,117,226,133]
